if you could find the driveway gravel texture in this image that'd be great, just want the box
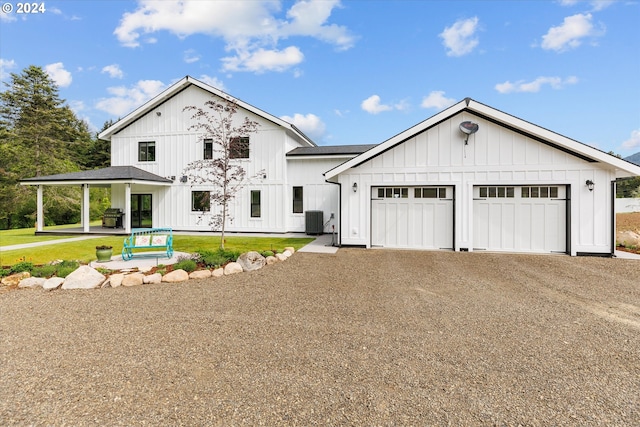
[1,249,638,426]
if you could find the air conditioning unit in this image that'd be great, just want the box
[305,210,324,235]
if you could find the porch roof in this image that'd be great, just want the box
[20,166,173,186]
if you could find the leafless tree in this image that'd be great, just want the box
[183,98,261,249]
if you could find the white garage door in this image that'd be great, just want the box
[473,185,567,253]
[371,186,453,249]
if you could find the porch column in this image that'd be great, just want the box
[36,185,44,232]
[82,184,90,232]
[124,183,132,233]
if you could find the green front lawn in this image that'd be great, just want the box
[0,234,314,266]
[0,222,102,247]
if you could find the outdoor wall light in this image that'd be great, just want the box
[352,182,358,193]
[585,179,595,191]
[156,111,162,117]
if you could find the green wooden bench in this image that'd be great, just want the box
[122,228,174,260]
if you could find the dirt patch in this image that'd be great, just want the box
[616,212,640,254]
[617,211,640,233]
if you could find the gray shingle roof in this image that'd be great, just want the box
[287,144,377,157]
[21,166,173,183]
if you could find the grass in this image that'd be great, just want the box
[0,222,103,247]
[0,232,314,266]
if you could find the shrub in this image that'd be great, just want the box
[174,259,197,273]
[195,248,241,268]
[261,250,274,257]
[10,261,34,274]
[0,268,10,278]
[31,265,57,278]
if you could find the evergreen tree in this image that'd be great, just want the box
[0,65,92,228]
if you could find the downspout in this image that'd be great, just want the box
[611,180,616,257]
[324,174,341,247]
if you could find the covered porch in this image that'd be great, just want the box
[21,166,173,235]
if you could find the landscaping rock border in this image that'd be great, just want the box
[9,248,296,291]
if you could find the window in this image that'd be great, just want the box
[138,141,155,162]
[191,191,210,212]
[415,187,447,198]
[293,186,303,213]
[377,187,408,198]
[251,190,261,218]
[479,186,515,198]
[204,139,213,160]
[230,137,250,159]
[521,186,559,198]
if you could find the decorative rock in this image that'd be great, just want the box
[617,230,640,247]
[282,250,293,258]
[43,277,65,291]
[109,273,125,288]
[139,266,153,273]
[162,269,189,283]
[122,273,145,287]
[265,256,278,265]
[1,272,30,287]
[189,270,212,279]
[101,279,111,288]
[144,273,162,284]
[284,246,295,254]
[275,253,287,262]
[61,266,106,290]
[224,262,243,275]
[18,277,46,289]
[212,268,224,277]
[237,251,266,272]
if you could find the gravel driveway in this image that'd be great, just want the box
[1,250,638,425]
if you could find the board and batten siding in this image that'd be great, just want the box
[286,157,342,233]
[109,84,311,232]
[338,112,616,255]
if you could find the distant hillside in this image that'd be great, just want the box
[624,152,640,166]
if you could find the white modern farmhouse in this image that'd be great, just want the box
[22,76,640,256]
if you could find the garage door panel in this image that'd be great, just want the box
[372,186,453,249]
[474,186,566,253]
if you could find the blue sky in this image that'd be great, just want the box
[1,0,639,155]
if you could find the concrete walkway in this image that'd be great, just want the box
[0,235,103,252]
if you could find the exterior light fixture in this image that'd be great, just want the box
[352,182,358,193]
[585,179,594,191]
[459,121,479,145]
[156,111,162,117]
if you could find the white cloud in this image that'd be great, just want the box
[495,76,579,93]
[184,49,200,64]
[622,129,640,150]
[44,62,72,88]
[558,0,616,11]
[439,17,479,57]
[0,9,16,22]
[95,80,166,117]
[421,91,456,110]
[113,0,354,73]
[101,64,124,79]
[280,113,326,141]
[222,46,304,73]
[541,13,603,52]
[361,95,409,115]
[0,58,17,81]
[197,74,226,91]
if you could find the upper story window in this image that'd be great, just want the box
[204,139,213,160]
[138,141,155,162]
[230,137,250,159]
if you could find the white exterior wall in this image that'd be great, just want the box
[337,112,617,255]
[109,85,312,232]
[286,157,343,233]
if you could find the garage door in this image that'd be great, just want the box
[473,185,567,253]
[371,186,453,249]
